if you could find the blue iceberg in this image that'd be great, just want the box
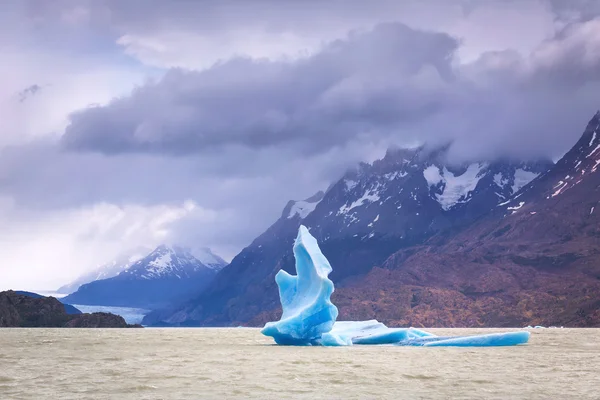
[261,225,338,345]
[262,225,530,347]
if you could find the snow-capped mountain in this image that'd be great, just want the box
[57,246,151,294]
[143,144,552,326]
[62,245,227,309]
[119,245,224,280]
[344,111,600,328]
[298,147,551,245]
[144,111,600,328]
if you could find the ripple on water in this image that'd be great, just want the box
[401,374,438,380]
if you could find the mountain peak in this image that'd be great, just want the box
[379,146,424,165]
[153,244,187,255]
[111,244,226,280]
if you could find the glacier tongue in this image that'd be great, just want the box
[262,225,530,347]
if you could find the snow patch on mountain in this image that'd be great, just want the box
[286,192,324,220]
[147,253,174,275]
[384,171,408,180]
[423,165,443,186]
[507,201,525,214]
[288,200,319,219]
[512,169,540,194]
[344,179,358,191]
[551,180,569,198]
[438,164,487,210]
[338,184,381,215]
[425,163,487,211]
[494,173,509,188]
[587,144,600,158]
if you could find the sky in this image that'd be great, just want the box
[1,0,600,290]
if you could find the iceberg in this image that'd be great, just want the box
[261,226,338,345]
[262,225,530,347]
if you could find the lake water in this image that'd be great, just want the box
[0,328,597,399]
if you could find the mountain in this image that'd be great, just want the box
[57,247,151,294]
[325,111,600,328]
[0,291,139,328]
[62,245,226,309]
[143,140,553,326]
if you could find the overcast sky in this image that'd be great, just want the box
[1,0,600,290]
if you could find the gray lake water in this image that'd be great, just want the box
[0,328,598,399]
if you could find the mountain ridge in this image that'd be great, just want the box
[143,129,560,327]
[252,111,600,327]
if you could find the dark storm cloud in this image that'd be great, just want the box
[61,23,457,155]
[61,19,600,163]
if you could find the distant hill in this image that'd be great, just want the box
[0,291,140,328]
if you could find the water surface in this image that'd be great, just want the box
[0,328,597,399]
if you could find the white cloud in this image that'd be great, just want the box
[0,200,217,291]
[113,0,559,70]
[0,61,149,148]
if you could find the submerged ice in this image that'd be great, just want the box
[261,225,530,347]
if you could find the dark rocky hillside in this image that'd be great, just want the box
[0,291,141,328]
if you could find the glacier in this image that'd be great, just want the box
[261,225,530,347]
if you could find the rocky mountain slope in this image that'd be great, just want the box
[324,112,600,327]
[63,245,226,309]
[0,291,139,328]
[144,133,556,326]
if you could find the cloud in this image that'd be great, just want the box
[2,0,600,290]
[60,23,457,157]
[61,19,600,163]
[5,0,560,69]
[0,199,212,290]
[101,0,559,68]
